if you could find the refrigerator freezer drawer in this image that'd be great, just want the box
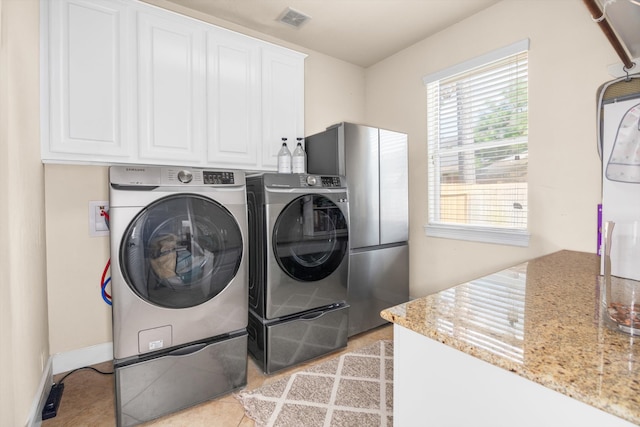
[114,332,247,426]
[348,244,409,337]
[248,303,349,374]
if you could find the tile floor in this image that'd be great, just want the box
[42,324,393,427]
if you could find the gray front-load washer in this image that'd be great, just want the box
[109,165,248,426]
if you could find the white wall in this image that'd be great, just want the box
[0,0,49,425]
[365,0,617,297]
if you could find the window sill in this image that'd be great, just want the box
[424,223,530,247]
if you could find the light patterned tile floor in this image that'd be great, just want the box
[42,324,392,427]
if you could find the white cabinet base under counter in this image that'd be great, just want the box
[394,325,635,427]
[383,251,640,427]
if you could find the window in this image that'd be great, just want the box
[424,39,530,247]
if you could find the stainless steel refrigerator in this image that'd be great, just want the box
[306,122,409,336]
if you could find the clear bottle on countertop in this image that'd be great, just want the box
[277,138,292,174]
[292,138,306,173]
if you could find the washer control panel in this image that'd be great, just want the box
[169,169,235,185]
[109,166,241,186]
[177,170,193,183]
[202,171,235,185]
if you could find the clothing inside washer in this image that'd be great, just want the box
[121,194,242,309]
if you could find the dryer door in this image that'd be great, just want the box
[273,194,348,281]
[120,194,243,308]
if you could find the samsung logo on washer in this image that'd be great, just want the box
[125,168,146,172]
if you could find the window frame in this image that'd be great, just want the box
[423,39,531,247]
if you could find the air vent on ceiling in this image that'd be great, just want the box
[277,7,311,28]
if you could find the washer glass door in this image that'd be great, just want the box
[273,195,348,281]
[120,194,243,308]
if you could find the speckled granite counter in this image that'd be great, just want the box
[381,250,640,425]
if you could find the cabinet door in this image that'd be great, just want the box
[45,0,131,161]
[206,29,260,167]
[135,8,206,164]
[261,47,305,169]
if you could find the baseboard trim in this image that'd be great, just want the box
[26,356,52,427]
[26,343,113,426]
[53,342,113,375]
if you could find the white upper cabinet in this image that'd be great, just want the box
[135,7,207,164]
[41,0,306,169]
[43,0,132,162]
[206,28,260,167]
[261,47,305,169]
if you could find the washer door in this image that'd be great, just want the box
[273,195,348,281]
[120,194,243,308]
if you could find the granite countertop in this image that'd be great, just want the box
[381,250,640,425]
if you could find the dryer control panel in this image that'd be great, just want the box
[263,173,346,189]
[320,176,342,188]
[297,174,345,188]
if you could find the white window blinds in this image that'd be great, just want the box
[424,40,530,246]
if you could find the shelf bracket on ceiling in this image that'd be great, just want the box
[582,0,635,71]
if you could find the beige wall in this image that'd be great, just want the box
[365,0,616,296]
[0,0,49,425]
[44,165,112,353]
[304,51,366,134]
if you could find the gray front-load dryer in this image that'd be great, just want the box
[109,165,248,426]
[246,173,350,373]
[247,173,350,320]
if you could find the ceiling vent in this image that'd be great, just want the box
[277,7,311,28]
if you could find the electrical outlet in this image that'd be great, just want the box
[89,201,109,237]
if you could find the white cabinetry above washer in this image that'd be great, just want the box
[43,0,133,162]
[206,28,260,168]
[261,47,305,170]
[41,0,306,170]
[135,6,207,165]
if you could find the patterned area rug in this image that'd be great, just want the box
[236,340,393,427]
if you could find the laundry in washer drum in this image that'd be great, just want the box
[148,228,215,289]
